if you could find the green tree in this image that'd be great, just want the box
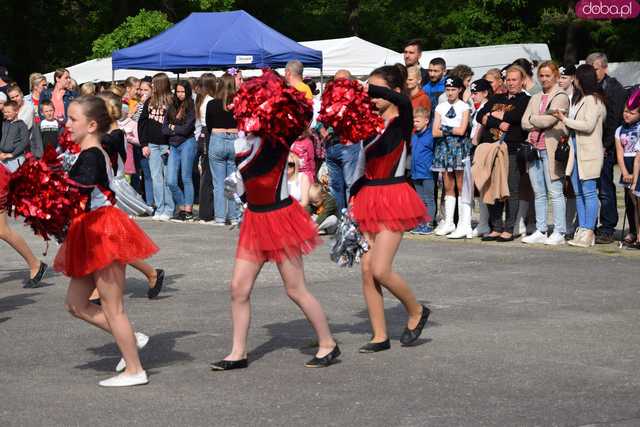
[90,9,173,58]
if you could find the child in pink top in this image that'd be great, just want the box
[291,131,316,183]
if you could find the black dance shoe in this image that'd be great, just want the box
[210,359,248,371]
[90,298,102,306]
[305,345,341,368]
[358,339,391,353]
[24,262,48,289]
[400,305,431,346]
[147,269,165,299]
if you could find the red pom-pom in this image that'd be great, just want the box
[58,128,80,154]
[7,146,88,242]
[318,78,384,142]
[231,69,312,146]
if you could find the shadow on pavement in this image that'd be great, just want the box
[74,330,197,372]
[124,273,184,299]
[248,303,435,362]
[0,292,42,314]
[0,268,29,285]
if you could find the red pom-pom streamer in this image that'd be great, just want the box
[318,78,384,142]
[8,146,88,242]
[58,128,80,154]
[231,69,312,146]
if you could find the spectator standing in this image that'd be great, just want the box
[41,68,77,125]
[39,100,59,149]
[521,61,571,245]
[422,57,447,116]
[132,78,154,206]
[195,73,217,223]
[323,69,362,214]
[407,65,431,112]
[287,153,310,208]
[206,73,239,225]
[558,64,579,235]
[291,130,316,183]
[403,39,428,83]
[438,65,474,105]
[477,65,531,242]
[553,64,607,248]
[163,80,197,222]
[483,68,506,96]
[585,52,627,244]
[285,60,312,100]
[7,85,34,130]
[139,73,173,221]
[409,107,435,235]
[24,73,47,125]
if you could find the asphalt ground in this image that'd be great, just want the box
[1,217,640,427]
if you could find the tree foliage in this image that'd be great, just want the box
[0,0,638,89]
[91,10,173,58]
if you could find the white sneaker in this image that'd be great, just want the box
[115,332,149,372]
[522,230,547,244]
[544,232,566,246]
[471,225,490,238]
[99,371,148,387]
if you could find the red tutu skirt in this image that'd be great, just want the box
[237,198,321,263]
[54,206,158,278]
[352,179,430,233]
[0,163,9,211]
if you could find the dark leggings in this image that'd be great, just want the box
[489,153,523,233]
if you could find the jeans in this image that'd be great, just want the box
[489,153,522,233]
[209,132,238,222]
[140,156,154,207]
[413,178,436,221]
[167,138,197,207]
[325,142,362,213]
[528,150,566,234]
[148,143,175,216]
[598,151,618,235]
[570,139,599,230]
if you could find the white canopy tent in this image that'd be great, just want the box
[385,43,553,80]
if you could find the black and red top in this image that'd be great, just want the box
[359,85,413,184]
[235,135,292,212]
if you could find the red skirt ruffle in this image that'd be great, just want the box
[352,181,429,233]
[0,163,9,211]
[236,198,321,263]
[54,206,158,278]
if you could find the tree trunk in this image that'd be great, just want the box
[563,1,579,65]
[347,0,360,35]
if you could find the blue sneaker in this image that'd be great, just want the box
[411,224,433,235]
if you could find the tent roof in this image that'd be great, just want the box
[299,36,399,77]
[385,43,552,79]
[112,10,322,71]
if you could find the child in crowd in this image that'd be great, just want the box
[308,183,339,235]
[1,101,29,167]
[409,107,435,235]
[40,100,59,149]
[291,129,316,183]
[431,76,471,238]
[617,88,640,248]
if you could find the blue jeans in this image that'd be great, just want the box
[140,157,154,206]
[598,151,618,234]
[528,150,566,234]
[167,138,197,207]
[570,139,598,230]
[148,144,175,216]
[413,178,436,221]
[325,142,362,213]
[209,132,238,223]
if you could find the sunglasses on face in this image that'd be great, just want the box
[287,162,295,167]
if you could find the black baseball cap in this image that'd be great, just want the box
[445,76,464,89]
[470,78,491,93]
[559,64,576,76]
[0,66,9,80]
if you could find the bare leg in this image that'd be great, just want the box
[361,232,388,343]
[94,262,143,374]
[276,256,336,357]
[0,211,41,278]
[129,260,158,288]
[65,275,111,333]
[369,230,423,329]
[443,172,456,196]
[225,257,263,361]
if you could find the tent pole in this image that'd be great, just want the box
[112,69,115,85]
[320,69,323,95]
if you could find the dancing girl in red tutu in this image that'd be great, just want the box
[210,71,339,371]
[352,65,431,353]
[54,96,158,387]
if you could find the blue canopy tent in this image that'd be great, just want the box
[111,10,323,72]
